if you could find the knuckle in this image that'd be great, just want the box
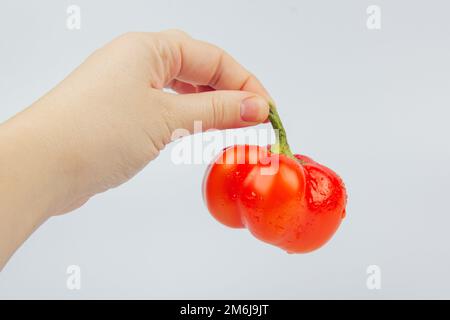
[112,32,146,49]
[114,31,157,46]
[117,31,141,42]
[160,28,190,39]
[208,47,226,87]
[210,94,225,129]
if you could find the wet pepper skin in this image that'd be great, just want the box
[203,145,347,253]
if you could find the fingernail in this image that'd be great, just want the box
[240,96,268,122]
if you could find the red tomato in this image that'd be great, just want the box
[203,145,347,253]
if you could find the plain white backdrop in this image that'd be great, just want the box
[1,0,449,298]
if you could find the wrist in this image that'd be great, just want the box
[0,118,61,268]
[0,112,76,219]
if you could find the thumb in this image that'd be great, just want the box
[166,90,270,133]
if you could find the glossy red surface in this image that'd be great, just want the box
[203,145,347,253]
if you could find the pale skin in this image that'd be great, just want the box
[0,30,272,270]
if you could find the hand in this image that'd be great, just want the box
[0,30,271,268]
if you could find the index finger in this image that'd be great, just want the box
[160,30,271,100]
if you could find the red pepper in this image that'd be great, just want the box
[202,103,347,253]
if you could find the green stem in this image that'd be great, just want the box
[268,102,295,159]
